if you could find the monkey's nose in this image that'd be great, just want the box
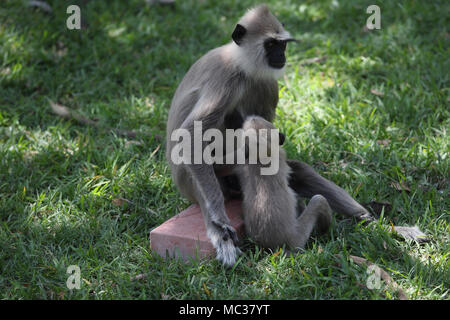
[279,132,285,145]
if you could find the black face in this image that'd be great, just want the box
[264,38,287,69]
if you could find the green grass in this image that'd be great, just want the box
[0,0,448,299]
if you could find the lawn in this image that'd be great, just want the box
[0,0,448,299]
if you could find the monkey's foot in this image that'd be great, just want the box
[310,195,332,235]
[392,225,429,243]
[208,222,241,267]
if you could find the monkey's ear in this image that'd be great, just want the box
[232,24,246,45]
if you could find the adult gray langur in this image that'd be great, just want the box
[166,5,427,266]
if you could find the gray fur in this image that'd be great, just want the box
[234,117,331,250]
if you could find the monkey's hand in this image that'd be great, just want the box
[208,220,241,267]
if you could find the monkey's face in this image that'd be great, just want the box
[231,7,295,78]
[264,38,288,69]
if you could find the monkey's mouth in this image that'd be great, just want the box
[269,61,285,69]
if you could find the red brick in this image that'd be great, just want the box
[150,200,244,261]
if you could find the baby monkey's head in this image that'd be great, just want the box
[241,116,285,169]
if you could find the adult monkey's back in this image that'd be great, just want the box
[166,5,426,267]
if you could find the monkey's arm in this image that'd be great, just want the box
[179,92,242,266]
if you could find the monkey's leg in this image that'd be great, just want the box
[184,164,241,266]
[293,195,332,248]
[287,160,429,242]
[287,160,372,221]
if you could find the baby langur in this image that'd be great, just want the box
[234,116,332,250]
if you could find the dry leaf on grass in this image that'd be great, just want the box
[299,56,327,66]
[49,100,97,126]
[130,273,148,281]
[112,198,126,206]
[391,181,411,193]
[392,226,429,243]
[376,139,390,146]
[335,254,408,300]
[49,100,161,140]
[370,89,384,96]
[271,249,282,258]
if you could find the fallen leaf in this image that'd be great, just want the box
[335,254,408,300]
[299,56,327,66]
[0,67,11,76]
[53,43,68,59]
[271,249,282,258]
[391,181,411,193]
[49,100,161,140]
[130,273,147,281]
[300,269,310,280]
[161,293,170,300]
[376,139,390,146]
[49,100,97,125]
[393,226,429,243]
[125,140,143,148]
[371,89,384,96]
[202,282,211,297]
[112,198,125,206]
[149,144,161,158]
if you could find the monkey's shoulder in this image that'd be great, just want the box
[184,45,275,86]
